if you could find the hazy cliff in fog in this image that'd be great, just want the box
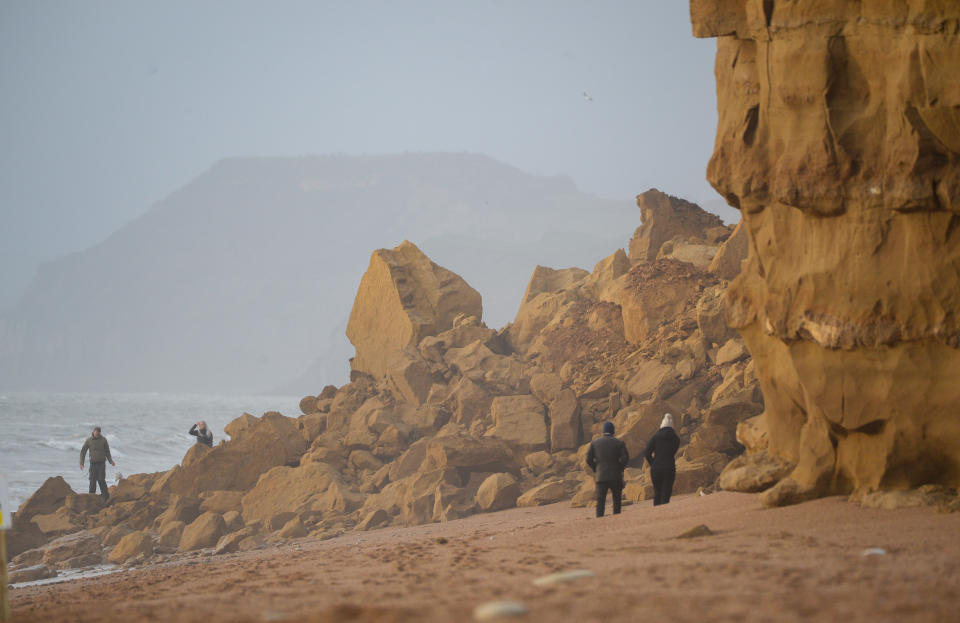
[0,153,641,394]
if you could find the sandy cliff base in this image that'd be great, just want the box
[12,492,960,622]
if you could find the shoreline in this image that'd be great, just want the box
[11,491,960,622]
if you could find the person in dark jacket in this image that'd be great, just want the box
[189,421,214,447]
[644,413,681,506]
[80,426,115,500]
[586,421,629,517]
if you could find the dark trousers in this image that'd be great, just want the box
[596,480,623,517]
[88,461,109,498]
[651,467,675,506]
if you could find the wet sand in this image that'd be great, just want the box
[11,491,960,622]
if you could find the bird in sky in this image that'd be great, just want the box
[583,91,593,101]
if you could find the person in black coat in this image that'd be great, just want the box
[189,421,214,447]
[644,413,681,506]
[586,421,629,517]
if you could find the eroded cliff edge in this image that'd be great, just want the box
[691,1,960,504]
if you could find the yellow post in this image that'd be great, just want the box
[0,530,9,622]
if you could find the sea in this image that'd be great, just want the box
[0,392,300,508]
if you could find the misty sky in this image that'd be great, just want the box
[0,1,722,311]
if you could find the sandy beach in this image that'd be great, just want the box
[11,491,960,623]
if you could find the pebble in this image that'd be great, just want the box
[675,524,714,539]
[532,569,596,586]
[473,600,528,620]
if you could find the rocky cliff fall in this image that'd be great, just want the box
[691,1,960,505]
[8,190,773,572]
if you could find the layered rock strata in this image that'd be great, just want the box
[692,1,960,504]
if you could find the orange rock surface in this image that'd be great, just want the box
[692,0,960,503]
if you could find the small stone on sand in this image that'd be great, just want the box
[473,600,528,620]
[532,569,596,586]
[676,524,714,539]
[861,547,887,557]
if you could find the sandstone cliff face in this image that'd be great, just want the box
[692,1,960,503]
[346,241,483,378]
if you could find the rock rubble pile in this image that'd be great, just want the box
[8,189,763,575]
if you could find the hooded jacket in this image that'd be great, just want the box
[586,435,629,483]
[80,435,113,464]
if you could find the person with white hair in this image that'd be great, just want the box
[644,413,681,506]
[189,420,214,447]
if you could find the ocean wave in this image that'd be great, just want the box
[39,438,85,451]
[7,391,290,503]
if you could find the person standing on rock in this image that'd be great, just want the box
[80,426,116,501]
[645,413,680,506]
[189,420,213,447]
[586,421,629,517]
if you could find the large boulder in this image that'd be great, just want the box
[111,473,160,504]
[359,468,464,526]
[693,2,960,502]
[240,461,342,525]
[179,512,227,551]
[506,296,571,356]
[671,455,728,495]
[107,531,155,564]
[657,237,719,269]
[582,249,631,303]
[444,376,493,427]
[17,476,74,524]
[529,373,564,405]
[9,564,58,583]
[505,268,585,353]
[707,219,748,281]
[299,395,319,415]
[277,516,308,539]
[388,438,432,482]
[419,319,503,364]
[718,452,795,493]
[158,521,185,548]
[153,495,201,530]
[346,240,482,378]
[444,341,524,388]
[624,359,678,402]
[696,285,736,346]
[41,531,101,566]
[620,260,718,344]
[475,473,521,512]
[627,189,724,263]
[486,395,548,452]
[30,507,83,537]
[548,389,581,451]
[521,266,589,305]
[516,480,567,507]
[385,351,434,406]
[199,490,245,514]
[421,431,514,474]
[6,514,49,558]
